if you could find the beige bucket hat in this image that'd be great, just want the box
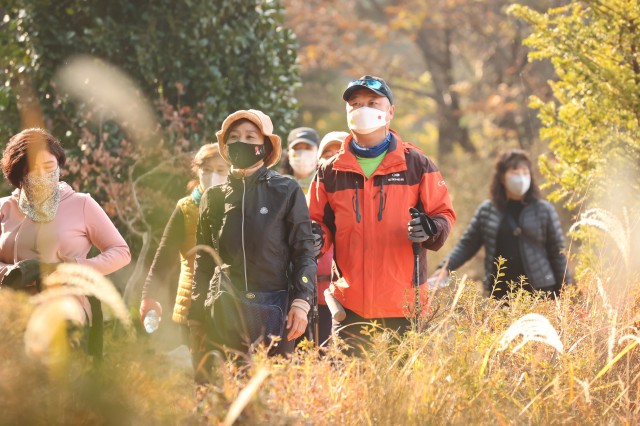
[215,109,282,169]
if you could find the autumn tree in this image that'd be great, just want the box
[511,1,640,285]
[284,0,563,158]
[511,0,640,210]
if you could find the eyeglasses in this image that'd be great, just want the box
[347,78,383,91]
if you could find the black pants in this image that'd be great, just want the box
[317,304,333,346]
[332,308,411,354]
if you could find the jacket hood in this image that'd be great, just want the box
[215,109,282,169]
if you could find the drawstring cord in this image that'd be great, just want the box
[352,175,387,223]
[376,177,385,221]
[353,178,361,223]
[314,168,321,203]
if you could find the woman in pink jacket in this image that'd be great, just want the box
[0,128,131,324]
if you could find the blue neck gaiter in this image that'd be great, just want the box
[350,133,391,158]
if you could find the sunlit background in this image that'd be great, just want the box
[0,0,639,423]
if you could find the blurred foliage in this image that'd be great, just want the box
[511,0,640,211]
[0,290,194,425]
[0,0,300,206]
[0,0,300,141]
[0,0,301,288]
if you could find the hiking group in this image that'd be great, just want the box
[0,74,572,381]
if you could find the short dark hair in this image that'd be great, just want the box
[2,128,66,188]
[489,149,540,210]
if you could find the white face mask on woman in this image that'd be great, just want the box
[198,170,227,190]
[289,149,318,176]
[347,107,387,134]
[505,174,531,197]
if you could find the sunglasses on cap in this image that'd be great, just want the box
[347,78,383,91]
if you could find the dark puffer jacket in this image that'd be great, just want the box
[189,166,317,322]
[442,199,571,291]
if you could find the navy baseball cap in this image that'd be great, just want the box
[287,127,319,149]
[342,75,393,105]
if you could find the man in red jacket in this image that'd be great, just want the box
[308,75,456,346]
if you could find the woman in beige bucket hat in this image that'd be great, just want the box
[188,110,317,371]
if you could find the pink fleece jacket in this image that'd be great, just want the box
[0,182,131,319]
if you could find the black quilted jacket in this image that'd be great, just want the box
[441,199,571,291]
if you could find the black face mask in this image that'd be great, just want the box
[227,141,266,169]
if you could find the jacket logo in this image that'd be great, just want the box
[260,207,268,214]
[438,180,446,187]
[387,172,405,183]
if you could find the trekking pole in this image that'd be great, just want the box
[409,208,422,319]
[409,207,437,321]
[412,242,421,319]
[313,275,319,346]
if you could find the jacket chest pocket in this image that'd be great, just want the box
[246,194,288,243]
[521,216,546,245]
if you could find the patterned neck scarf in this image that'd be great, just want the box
[18,168,61,223]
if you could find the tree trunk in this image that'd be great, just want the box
[437,101,473,158]
[416,25,476,158]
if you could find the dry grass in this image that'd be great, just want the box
[2,269,640,425]
[187,274,640,425]
[0,287,193,426]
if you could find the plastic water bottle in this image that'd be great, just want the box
[427,273,451,290]
[324,288,346,321]
[144,310,160,334]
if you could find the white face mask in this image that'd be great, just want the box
[505,174,531,197]
[347,107,387,134]
[289,149,318,176]
[199,171,227,190]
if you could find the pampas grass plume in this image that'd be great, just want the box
[498,313,564,354]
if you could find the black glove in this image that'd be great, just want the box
[310,221,325,258]
[408,207,438,243]
[1,258,41,291]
